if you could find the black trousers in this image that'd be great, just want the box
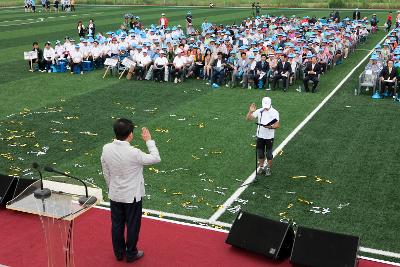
[153,67,165,81]
[256,137,274,160]
[303,75,319,92]
[110,199,142,258]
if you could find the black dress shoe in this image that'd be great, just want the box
[115,254,124,261]
[126,251,144,263]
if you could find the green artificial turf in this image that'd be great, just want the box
[0,6,398,262]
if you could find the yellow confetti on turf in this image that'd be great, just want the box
[297,198,313,205]
[287,203,294,209]
[149,167,159,173]
[155,128,169,133]
[192,155,200,160]
[172,192,183,196]
[198,122,205,128]
[0,153,14,161]
[65,148,73,152]
[211,150,222,154]
[163,188,167,193]
[250,143,256,147]
[64,116,79,120]
[167,202,172,205]
[279,211,288,217]
[34,143,40,148]
[278,150,284,156]
[20,144,27,147]
[166,139,172,143]
[291,175,307,179]
[62,139,73,143]
[143,212,149,216]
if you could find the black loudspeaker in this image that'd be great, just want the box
[0,174,15,206]
[0,174,38,207]
[226,210,294,260]
[290,226,360,267]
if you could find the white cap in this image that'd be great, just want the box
[262,97,272,109]
[142,49,148,53]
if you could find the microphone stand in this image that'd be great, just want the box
[33,163,51,199]
[44,166,97,206]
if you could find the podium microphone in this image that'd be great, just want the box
[33,162,51,199]
[44,166,97,206]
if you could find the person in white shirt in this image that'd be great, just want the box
[101,118,160,263]
[135,49,152,80]
[54,40,65,60]
[153,50,168,82]
[91,40,103,68]
[69,44,83,74]
[172,49,186,83]
[43,41,55,72]
[246,97,280,176]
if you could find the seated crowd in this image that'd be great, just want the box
[30,12,379,92]
[362,29,400,100]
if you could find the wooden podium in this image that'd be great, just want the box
[6,180,98,267]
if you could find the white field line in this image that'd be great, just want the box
[359,256,400,266]
[94,206,400,264]
[99,201,232,228]
[208,32,390,223]
[95,205,229,233]
[360,248,400,260]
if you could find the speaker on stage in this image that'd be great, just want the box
[0,174,15,206]
[0,174,38,207]
[225,210,294,260]
[290,226,360,267]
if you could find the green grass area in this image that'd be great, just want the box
[0,6,398,262]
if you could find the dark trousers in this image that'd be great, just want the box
[110,199,142,258]
[272,74,288,90]
[303,75,319,92]
[212,69,225,85]
[380,81,394,95]
[153,67,165,81]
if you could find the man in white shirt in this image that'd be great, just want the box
[172,49,186,83]
[69,44,83,74]
[91,40,103,68]
[135,49,152,80]
[43,41,55,72]
[153,50,168,82]
[246,97,280,176]
[101,118,160,263]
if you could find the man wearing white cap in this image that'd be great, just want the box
[246,97,280,176]
[153,50,168,82]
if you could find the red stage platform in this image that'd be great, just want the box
[0,207,397,267]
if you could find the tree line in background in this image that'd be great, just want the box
[1,0,400,10]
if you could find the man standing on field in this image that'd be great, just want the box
[246,97,280,176]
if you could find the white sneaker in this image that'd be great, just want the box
[265,166,271,176]
[174,77,178,83]
[80,71,83,75]
[248,85,252,90]
[266,87,271,91]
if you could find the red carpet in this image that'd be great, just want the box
[0,207,396,267]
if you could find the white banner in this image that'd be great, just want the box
[104,58,118,67]
[24,51,38,60]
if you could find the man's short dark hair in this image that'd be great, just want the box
[33,41,38,46]
[113,118,134,141]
